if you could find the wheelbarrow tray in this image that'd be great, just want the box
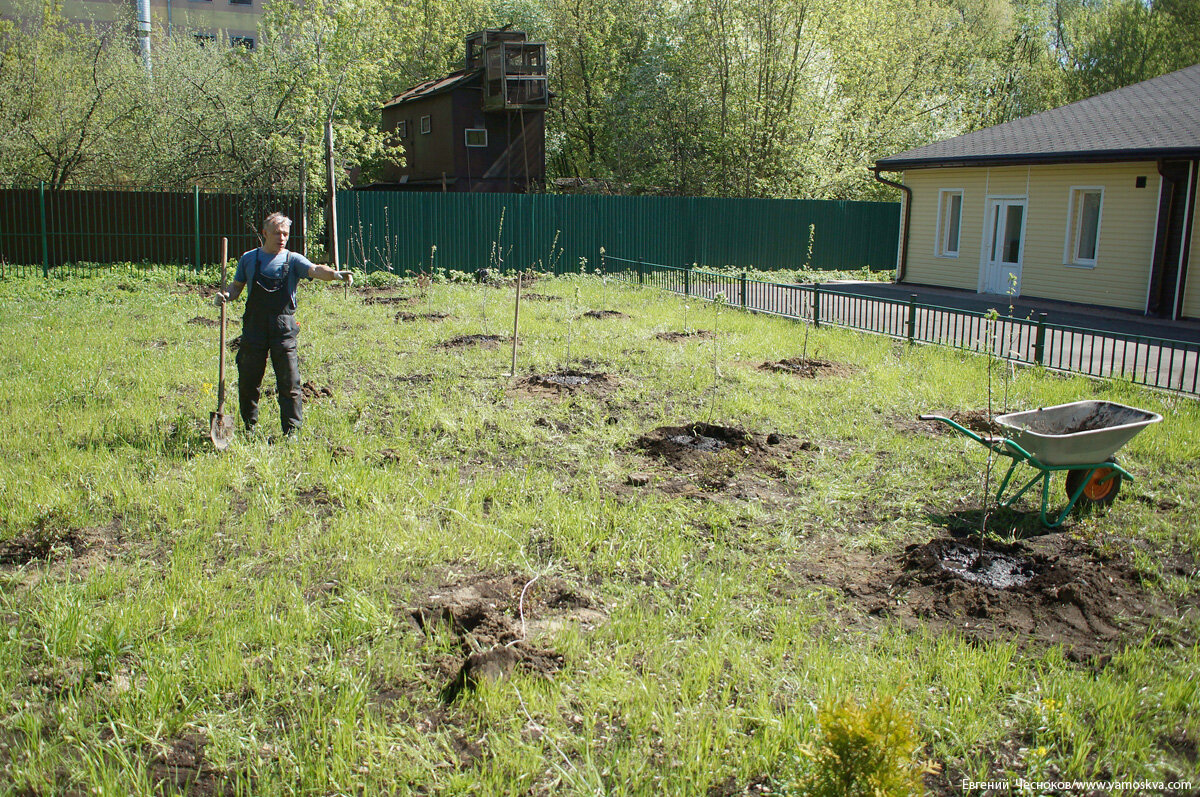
[993,400,1161,466]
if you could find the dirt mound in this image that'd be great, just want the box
[362,294,417,306]
[582,309,626,319]
[301,382,332,400]
[438,334,506,349]
[791,533,1199,660]
[655,330,711,342]
[636,423,760,461]
[760,358,853,379]
[0,517,131,580]
[395,311,450,322]
[520,370,613,396]
[406,573,604,700]
[146,734,234,797]
[949,410,1002,436]
[187,316,219,328]
[631,424,812,494]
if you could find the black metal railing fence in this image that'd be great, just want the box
[605,256,1200,397]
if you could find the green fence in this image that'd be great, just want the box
[0,184,307,275]
[336,192,899,276]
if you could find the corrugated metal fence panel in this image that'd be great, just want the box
[336,192,900,275]
[0,187,305,268]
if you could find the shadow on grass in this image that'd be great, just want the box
[74,416,209,460]
[926,507,1057,539]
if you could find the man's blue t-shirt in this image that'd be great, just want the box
[233,248,315,311]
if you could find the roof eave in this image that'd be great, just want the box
[874,147,1200,171]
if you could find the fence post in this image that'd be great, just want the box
[39,181,49,277]
[907,293,918,343]
[637,258,644,285]
[193,185,201,270]
[812,283,821,328]
[685,265,691,297]
[1034,312,1048,365]
[739,271,747,309]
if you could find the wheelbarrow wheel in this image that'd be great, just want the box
[1065,458,1121,511]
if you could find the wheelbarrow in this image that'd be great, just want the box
[920,400,1162,527]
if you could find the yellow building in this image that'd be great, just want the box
[874,64,1200,321]
[1,0,263,47]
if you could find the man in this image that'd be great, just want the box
[213,212,352,437]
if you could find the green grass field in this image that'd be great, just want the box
[0,268,1197,795]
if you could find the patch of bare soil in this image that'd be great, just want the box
[404,573,604,701]
[146,734,235,797]
[655,330,711,342]
[518,370,614,397]
[171,283,211,296]
[759,358,854,379]
[521,293,561,302]
[187,316,219,328]
[582,309,626,319]
[438,334,506,349]
[789,533,1200,660]
[363,294,418,305]
[395,311,451,322]
[1,517,131,581]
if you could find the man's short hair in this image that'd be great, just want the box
[263,212,292,231]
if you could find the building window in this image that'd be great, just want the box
[229,0,251,5]
[464,128,488,147]
[419,115,431,134]
[397,120,408,138]
[231,36,254,49]
[936,189,963,257]
[193,32,217,45]
[1066,187,1103,266]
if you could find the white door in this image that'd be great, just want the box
[981,198,1026,295]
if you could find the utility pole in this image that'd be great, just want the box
[325,118,339,269]
[136,0,152,75]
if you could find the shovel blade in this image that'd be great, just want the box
[210,411,236,450]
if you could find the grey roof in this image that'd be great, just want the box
[875,63,1200,169]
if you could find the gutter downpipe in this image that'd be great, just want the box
[872,165,911,283]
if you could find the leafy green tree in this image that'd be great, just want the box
[0,2,146,186]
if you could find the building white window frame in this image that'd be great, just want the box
[397,120,408,138]
[464,128,488,148]
[419,115,431,134]
[935,188,964,258]
[1064,186,1104,268]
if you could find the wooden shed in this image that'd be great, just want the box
[873,64,1200,320]
[376,29,549,193]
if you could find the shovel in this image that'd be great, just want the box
[210,237,236,450]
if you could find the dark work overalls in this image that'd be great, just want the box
[237,251,303,435]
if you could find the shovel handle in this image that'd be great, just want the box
[217,237,229,411]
